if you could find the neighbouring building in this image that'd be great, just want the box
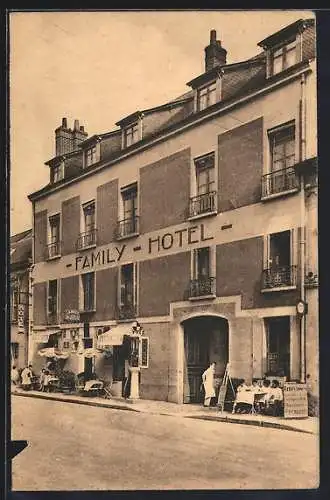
[28,18,318,405]
[10,229,32,370]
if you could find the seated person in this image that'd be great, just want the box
[252,379,262,393]
[255,379,271,413]
[232,379,254,414]
[267,380,283,416]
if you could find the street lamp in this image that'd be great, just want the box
[129,321,143,399]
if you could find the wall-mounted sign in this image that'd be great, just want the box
[63,309,80,323]
[33,332,50,343]
[17,304,25,333]
[283,383,308,419]
[139,337,149,369]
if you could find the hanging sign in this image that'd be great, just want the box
[17,304,25,332]
[283,383,308,419]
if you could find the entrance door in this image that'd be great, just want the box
[184,328,209,403]
[265,316,290,378]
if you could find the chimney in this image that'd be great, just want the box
[55,118,88,157]
[204,30,227,72]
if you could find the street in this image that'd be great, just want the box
[11,396,319,490]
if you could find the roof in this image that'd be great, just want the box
[10,229,32,268]
[257,18,315,48]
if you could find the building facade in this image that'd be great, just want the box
[28,18,318,404]
[10,229,32,370]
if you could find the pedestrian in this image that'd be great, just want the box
[21,364,33,391]
[201,361,216,407]
[43,370,50,392]
[11,365,20,387]
[39,369,46,391]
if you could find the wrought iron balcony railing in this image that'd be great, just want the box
[76,228,97,250]
[262,167,299,198]
[46,241,61,259]
[189,277,216,298]
[47,312,59,325]
[116,216,139,239]
[262,265,297,290]
[188,191,217,218]
[117,303,137,320]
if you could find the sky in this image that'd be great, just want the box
[9,9,314,235]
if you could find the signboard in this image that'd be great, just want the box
[33,332,50,343]
[217,383,227,411]
[17,304,25,333]
[63,309,80,323]
[139,337,149,368]
[283,383,308,419]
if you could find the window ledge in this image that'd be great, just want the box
[187,210,218,222]
[46,254,62,262]
[116,318,137,323]
[116,232,140,241]
[261,286,296,293]
[79,309,96,314]
[77,244,97,252]
[188,294,216,301]
[261,188,299,202]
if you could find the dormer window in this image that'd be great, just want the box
[124,123,139,148]
[197,81,217,111]
[52,162,64,183]
[83,142,100,168]
[271,38,297,76]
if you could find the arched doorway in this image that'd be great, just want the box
[182,315,229,403]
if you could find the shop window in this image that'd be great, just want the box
[265,316,290,378]
[81,272,95,312]
[118,263,137,319]
[47,214,61,258]
[117,183,139,238]
[262,230,297,290]
[197,81,217,111]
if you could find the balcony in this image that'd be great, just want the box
[117,303,137,321]
[76,228,97,250]
[189,277,216,299]
[47,312,59,325]
[261,167,299,199]
[46,241,61,260]
[188,191,217,219]
[261,265,297,291]
[116,216,139,240]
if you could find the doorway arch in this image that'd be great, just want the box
[181,315,229,404]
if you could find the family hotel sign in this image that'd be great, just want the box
[74,222,214,272]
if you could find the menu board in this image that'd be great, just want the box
[283,383,308,419]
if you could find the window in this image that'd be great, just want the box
[48,280,58,323]
[190,247,215,297]
[265,317,290,378]
[118,184,138,238]
[262,230,297,290]
[118,263,137,319]
[124,123,139,147]
[189,153,217,217]
[48,214,61,258]
[11,342,19,360]
[85,145,98,167]
[197,82,216,111]
[77,201,96,249]
[271,39,296,76]
[262,124,298,198]
[52,162,64,183]
[82,272,95,311]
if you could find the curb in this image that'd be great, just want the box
[12,391,315,435]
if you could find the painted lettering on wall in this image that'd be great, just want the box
[148,223,213,254]
[75,245,126,271]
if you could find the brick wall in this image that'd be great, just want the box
[34,210,47,263]
[96,179,118,246]
[94,267,118,321]
[140,148,191,233]
[65,154,83,180]
[216,237,299,309]
[62,196,80,255]
[218,118,263,212]
[61,275,79,313]
[139,251,190,316]
[302,24,316,61]
[33,282,47,325]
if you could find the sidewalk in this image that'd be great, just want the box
[11,388,318,435]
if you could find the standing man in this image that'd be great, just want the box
[202,361,216,407]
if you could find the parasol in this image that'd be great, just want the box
[77,347,102,358]
[37,347,70,360]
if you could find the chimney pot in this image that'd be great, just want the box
[210,30,217,44]
[80,125,84,132]
[62,117,68,128]
[74,119,80,131]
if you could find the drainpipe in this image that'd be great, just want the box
[28,201,35,364]
[299,73,307,383]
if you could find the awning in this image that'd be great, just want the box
[38,347,70,360]
[96,327,126,349]
[77,348,102,358]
